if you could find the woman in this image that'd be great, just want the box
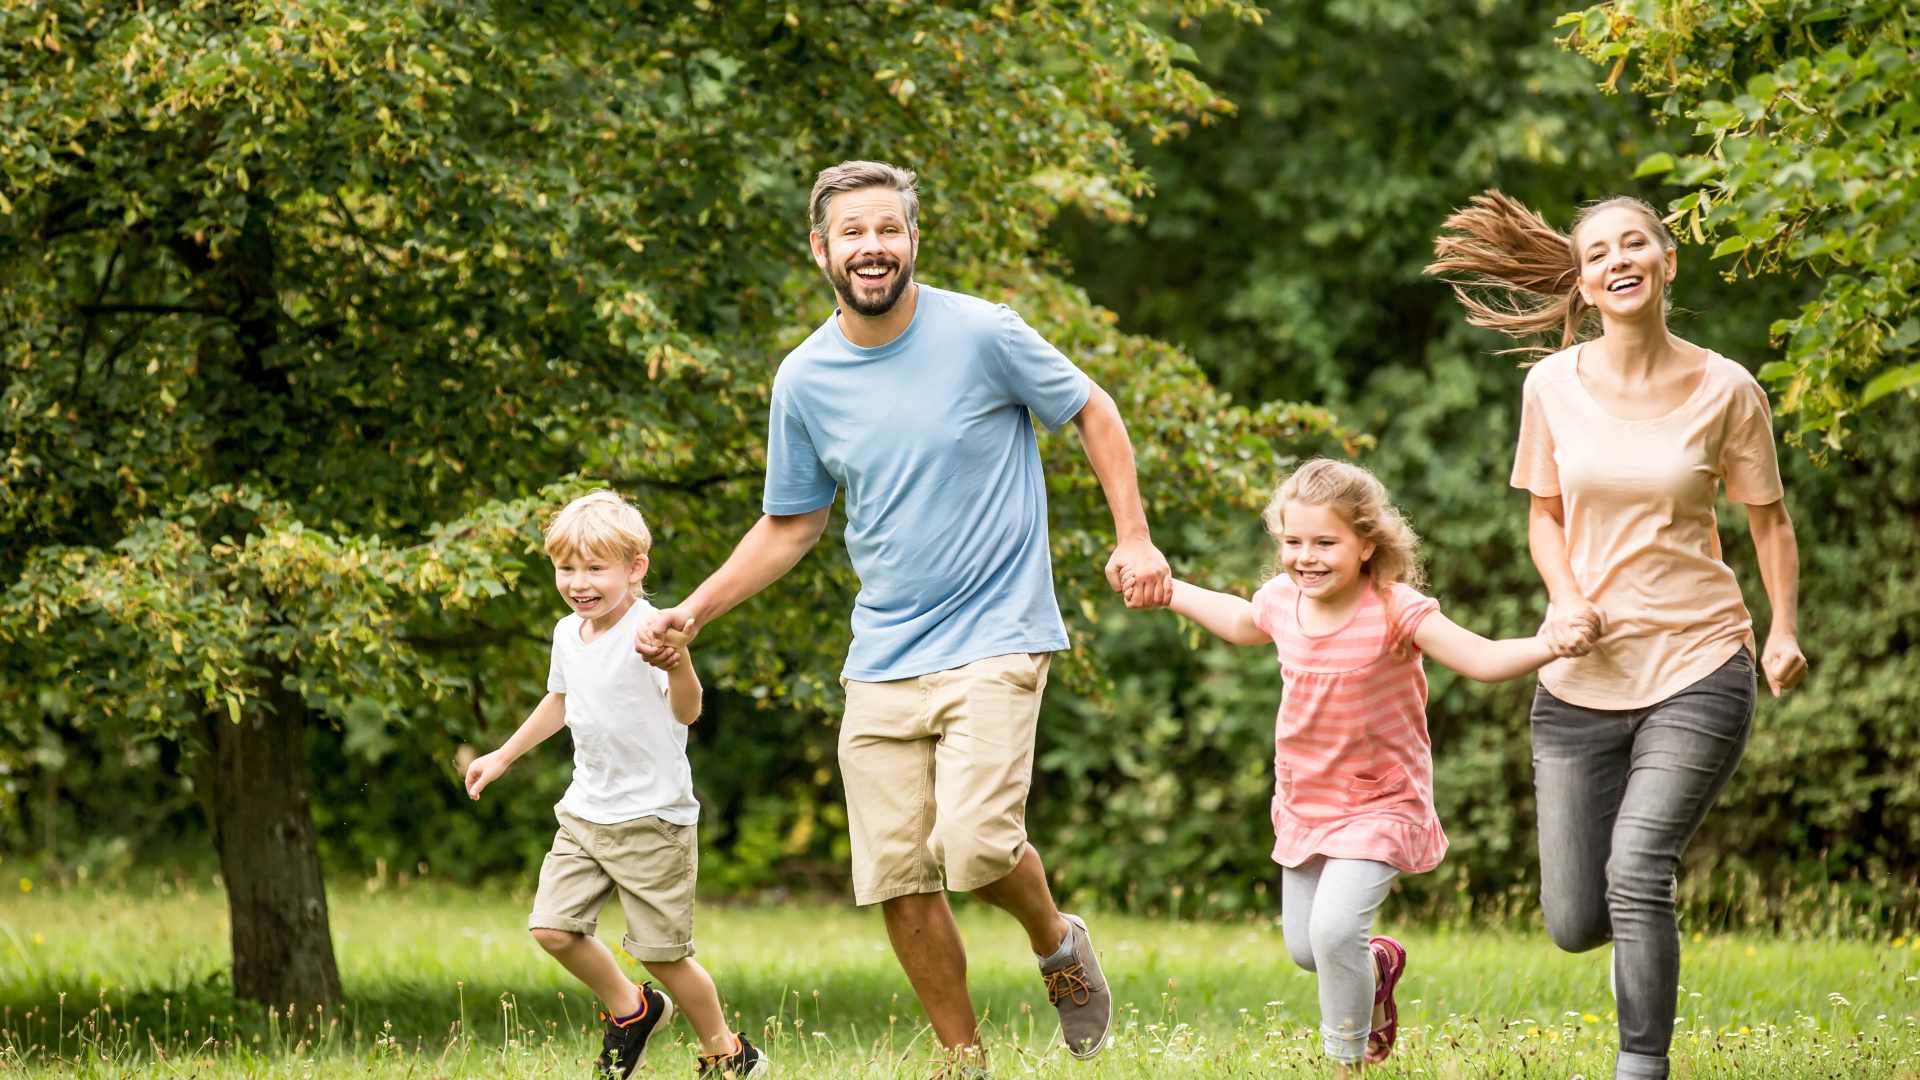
[1427,191,1806,1080]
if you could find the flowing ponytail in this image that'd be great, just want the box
[1425,190,1674,357]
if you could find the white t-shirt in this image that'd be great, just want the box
[546,598,698,826]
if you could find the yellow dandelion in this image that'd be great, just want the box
[1744,945,1758,957]
[1740,1025,1752,1035]
[17,878,29,893]
[31,933,44,945]
[1691,931,1704,943]
[1583,1012,1600,1023]
[1894,937,1908,949]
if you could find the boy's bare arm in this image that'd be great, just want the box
[464,692,565,799]
[665,646,702,725]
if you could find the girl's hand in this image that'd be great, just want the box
[464,750,509,800]
[1760,633,1807,696]
[1543,599,1606,655]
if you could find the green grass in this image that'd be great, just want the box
[1,875,1917,1077]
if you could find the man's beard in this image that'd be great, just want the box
[829,255,913,317]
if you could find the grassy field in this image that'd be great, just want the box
[1,876,1916,1078]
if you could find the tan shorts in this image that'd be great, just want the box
[527,809,697,962]
[838,651,1051,905]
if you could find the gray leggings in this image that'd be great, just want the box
[1530,648,1756,1080]
[1281,856,1400,1063]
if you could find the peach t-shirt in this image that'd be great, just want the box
[1510,345,1784,710]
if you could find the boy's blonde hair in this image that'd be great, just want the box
[543,490,652,565]
[1263,458,1426,597]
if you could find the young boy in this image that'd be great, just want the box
[464,490,769,1078]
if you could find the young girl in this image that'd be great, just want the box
[1131,458,1593,1074]
[1428,190,1804,1080]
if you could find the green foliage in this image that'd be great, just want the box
[1558,0,1920,451]
[1045,0,1920,923]
[0,0,1366,932]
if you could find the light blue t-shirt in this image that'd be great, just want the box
[764,284,1091,681]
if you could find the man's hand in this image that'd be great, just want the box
[463,749,509,800]
[635,606,699,670]
[1761,633,1807,696]
[1107,538,1171,608]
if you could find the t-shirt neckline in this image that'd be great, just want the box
[1570,342,1717,425]
[827,282,927,358]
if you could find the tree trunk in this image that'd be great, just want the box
[201,682,344,1010]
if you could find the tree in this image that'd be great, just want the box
[0,0,1339,1009]
[1559,0,1920,452]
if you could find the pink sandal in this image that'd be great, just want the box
[1365,935,1407,1064]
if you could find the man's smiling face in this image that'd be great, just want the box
[812,186,918,317]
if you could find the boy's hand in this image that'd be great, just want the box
[1120,568,1171,610]
[636,607,698,668]
[464,749,509,800]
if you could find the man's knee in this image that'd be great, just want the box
[934,825,1023,893]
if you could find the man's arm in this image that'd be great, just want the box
[635,507,831,662]
[1071,379,1172,608]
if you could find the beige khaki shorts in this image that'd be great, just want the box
[527,809,697,961]
[838,651,1051,905]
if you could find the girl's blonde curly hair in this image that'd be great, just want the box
[1264,458,1426,613]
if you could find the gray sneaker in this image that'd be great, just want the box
[1040,913,1111,1059]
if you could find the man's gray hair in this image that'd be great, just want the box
[809,160,919,238]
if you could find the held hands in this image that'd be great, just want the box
[1108,538,1172,609]
[1542,599,1607,659]
[635,606,698,670]
[1760,633,1807,696]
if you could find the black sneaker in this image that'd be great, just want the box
[695,1031,769,1077]
[596,983,674,1078]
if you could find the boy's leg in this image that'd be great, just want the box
[641,958,734,1056]
[532,929,643,1016]
[528,814,641,1015]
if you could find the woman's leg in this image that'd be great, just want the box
[1531,683,1633,952]
[1304,858,1400,1066]
[1608,651,1756,1080]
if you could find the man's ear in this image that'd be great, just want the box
[809,229,829,272]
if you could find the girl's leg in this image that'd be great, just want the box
[1280,857,1326,973]
[1608,651,1755,1080]
[1305,858,1400,1067]
[1530,684,1633,952]
[641,957,737,1056]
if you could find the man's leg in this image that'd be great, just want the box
[838,673,977,1055]
[881,892,982,1053]
[970,842,1068,955]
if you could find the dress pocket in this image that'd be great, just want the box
[1347,765,1410,804]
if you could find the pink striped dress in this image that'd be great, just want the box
[1249,576,1449,875]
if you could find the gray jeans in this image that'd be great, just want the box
[1280,856,1400,1063]
[1530,648,1756,1080]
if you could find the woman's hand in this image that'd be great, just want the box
[1542,598,1606,657]
[1760,633,1807,696]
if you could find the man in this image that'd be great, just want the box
[635,160,1173,1071]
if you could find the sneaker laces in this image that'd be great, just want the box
[1043,962,1093,1007]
